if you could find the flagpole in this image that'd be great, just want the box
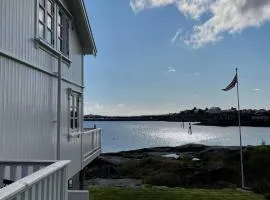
[236,68,245,188]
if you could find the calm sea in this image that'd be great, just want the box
[84,121,270,153]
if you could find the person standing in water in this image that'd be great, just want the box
[188,123,192,135]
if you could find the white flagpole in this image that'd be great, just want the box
[236,68,245,188]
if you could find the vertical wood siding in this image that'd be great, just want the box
[0,57,57,160]
[60,82,83,178]
[0,0,83,86]
[0,0,86,179]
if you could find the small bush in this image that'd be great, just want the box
[245,146,270,193]
[252,179,270,194]
[264,193,270,200]
[143,172,186,187]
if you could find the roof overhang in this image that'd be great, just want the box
[66,0,97,56]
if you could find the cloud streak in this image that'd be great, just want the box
[130,0,270,48]
[84,102,177,116]
[171,28,182,43]
[167,66,176,72]
[252,88,261,92]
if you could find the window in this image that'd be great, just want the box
[46,0,54,44]
[38,0,69,54]
[69,92,80,131]
[38,0,46,38]
[57,10,69,55]
[39,0,54,44]
[57,12,63,52]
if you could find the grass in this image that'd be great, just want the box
[90,187,265,200]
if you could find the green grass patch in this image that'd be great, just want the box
[90,187,265,200]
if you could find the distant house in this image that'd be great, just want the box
[252,115,270,122]
[0,0,100,198]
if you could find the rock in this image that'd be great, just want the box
[85,144,270,192]
[197,146,239,159]
[88,178,142,187]
[154,186,169,190]
[99,156,131,165]
[174,144,207,153]
[85,166,119,179]
[162,153,179,159]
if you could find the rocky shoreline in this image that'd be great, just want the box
[85,143,270,193]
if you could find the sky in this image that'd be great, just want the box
[83,0,270,116]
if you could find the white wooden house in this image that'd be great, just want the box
[0,0,101,199]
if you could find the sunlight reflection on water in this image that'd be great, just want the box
[84,121,270,153]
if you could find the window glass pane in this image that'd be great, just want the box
[70,109,74,118]
[47,30,53,44]
[69,93,81,130]
[70,119,74,129]
[57,26,62,37]
[75,96,79,107]
[58,12,62,25]
[57,38,62,50]
[39,23,44,38]
[47,0,52,14]
[72,95,75,107]
[74,108,78,118]
[39,8,45,22]
[47,16,52,30]
[75,119,78,129]
[58,38,63,51]
[66,19,69,55]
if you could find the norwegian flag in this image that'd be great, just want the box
[222,74,238,91]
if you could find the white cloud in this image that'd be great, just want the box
[117,103,126,107]
[84,102,104,114]
[175,0,212,19]
[130,0,176,13]
[252,88,261,92]
[165,103,177,107]
[167,66,176,72]
[130,0,211,19]
[84,102,178,116]
[130,0,270,48]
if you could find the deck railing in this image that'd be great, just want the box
[0,160,70,200]
[82,128,101,168]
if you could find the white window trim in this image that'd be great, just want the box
[35,0,70,58]
[68,89,82,134]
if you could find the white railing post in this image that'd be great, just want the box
[81,128,101,168]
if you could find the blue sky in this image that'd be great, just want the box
[83,0,270,116]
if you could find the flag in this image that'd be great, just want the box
[221,68,245,188]
[222,74,238,91]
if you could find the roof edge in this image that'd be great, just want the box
[80,0,97,56]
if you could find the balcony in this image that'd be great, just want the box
[82,128,102,168]
[0,160,70,200]
[0,129,102,200]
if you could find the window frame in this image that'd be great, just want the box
[38,0,54,45]
[37,0,69,56]
[68,90,81,133]
[38,0,46,39]
[46,0,54,45]
[57,9,69,56]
